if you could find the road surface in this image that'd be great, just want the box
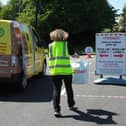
[0,55,126,126]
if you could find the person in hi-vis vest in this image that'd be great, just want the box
[48,29,79,117]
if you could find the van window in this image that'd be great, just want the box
[31,28,41,47]
[20,24,31,54]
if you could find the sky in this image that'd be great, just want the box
[0,0,9,5]
[107,0,126,14]
[1,0,126,14]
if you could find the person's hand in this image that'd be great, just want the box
[71,53,80,58]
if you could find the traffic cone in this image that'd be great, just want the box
[87,53,91,58]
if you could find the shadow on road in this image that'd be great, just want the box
[0,76,53,102]
[62,109,118,124]
[95,82,126,87]
[94,77,126,87]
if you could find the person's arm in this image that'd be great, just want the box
[68,43,79,58]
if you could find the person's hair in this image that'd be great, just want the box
[49,29,69,41]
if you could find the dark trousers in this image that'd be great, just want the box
[52,75,75,112]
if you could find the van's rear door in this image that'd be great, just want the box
[0,20,11,55]
[0,20,12,77]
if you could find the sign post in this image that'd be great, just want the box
[94,33,126,84]
[85,46,93,58]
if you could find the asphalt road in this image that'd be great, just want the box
[0,55,126,126]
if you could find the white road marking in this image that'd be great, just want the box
[63,94,126,99]
[75,94,126,99]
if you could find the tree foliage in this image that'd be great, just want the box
[118,4,126,32]
[0,0,115,50]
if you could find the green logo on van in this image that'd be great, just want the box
[0,27,4,37]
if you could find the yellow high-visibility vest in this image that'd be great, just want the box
[48,41,72,75]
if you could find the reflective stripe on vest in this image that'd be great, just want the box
[48,41,72,75]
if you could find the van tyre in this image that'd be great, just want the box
[42,61,47,76]
[38,61,47,78]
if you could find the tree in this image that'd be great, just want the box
[0,2,2,18]
[0,4,14,20]
[37,0,115,48]
[0,0,23,20]
[0,0,116,50]
[118,4,126,32]
[17,0,35,25]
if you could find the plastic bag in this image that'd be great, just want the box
[71,60,89,84]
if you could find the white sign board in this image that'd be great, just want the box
[96,33,126,75]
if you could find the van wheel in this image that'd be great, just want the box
[42,61,47,75]
[38,61,47,78]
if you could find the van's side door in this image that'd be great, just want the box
[20,24,34,78]
[29,27,44,75]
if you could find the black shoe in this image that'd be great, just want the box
[54,111,62,117]
[69,106,78,111]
